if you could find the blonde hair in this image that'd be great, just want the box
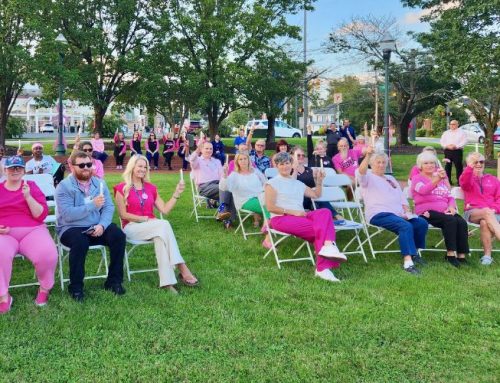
[416,151,438,169]
[234,153,252,173]
[315,139,326,151]
[121,155,150,205]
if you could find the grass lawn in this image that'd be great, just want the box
[1,146,499,382]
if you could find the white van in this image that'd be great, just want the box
[245,119,302,138]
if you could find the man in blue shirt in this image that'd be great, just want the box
[211,134,225,165]
[340,119,356,148]
[233,128,247,153]
[246,125,271,173]
[55,150,126,301]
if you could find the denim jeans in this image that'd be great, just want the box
[370,212,428,257]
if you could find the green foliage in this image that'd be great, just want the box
[415,127,427,137]
[6,117,26,138]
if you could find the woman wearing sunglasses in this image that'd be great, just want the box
[459,152,500,265]
[145,132,160,170]
[357,146,428,275]
[0,156,58,313]
[80,141,104,179]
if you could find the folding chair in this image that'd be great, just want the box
[189,172,217,222]
[451,187,499,255]
[258,199,314,269]
[312,187,368,262]
[235,207,262,240]
[311,167,336,177]
[322,174,363,222]
[264,167,278,179]
[120,214,164,282]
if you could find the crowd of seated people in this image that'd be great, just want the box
[2,124,497,314]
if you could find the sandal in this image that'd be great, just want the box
[178,273,199,287]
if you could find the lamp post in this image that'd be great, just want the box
[55,33,67,156]
[380,33,396,174]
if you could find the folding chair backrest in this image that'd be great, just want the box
[311,167,336,177]
[323,173,351,187]
[264,167,278,179]
[451,186,465,200]
[23,173,55,199]
[314,186,346,203]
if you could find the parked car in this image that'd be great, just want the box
[40,123,55,133]
[245,119,302,138]
[459,123,485,143]
[494,127,500,144]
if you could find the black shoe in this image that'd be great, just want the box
[104,283,126,296]
[445,256,461,268]
[70,291,85,302]
[412,255,427,266]
[403,265,421,275]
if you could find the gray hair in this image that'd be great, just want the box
[274,151,292,165]
[416,151,438,169]
[466,151,485,165]
[369,152,389,166]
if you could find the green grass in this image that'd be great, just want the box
[1,151,499,382]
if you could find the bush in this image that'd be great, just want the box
[218,123,233,138]
[6,117,26,138]
[90,115,126,138]
[416,128,427,137]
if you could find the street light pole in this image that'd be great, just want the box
[380,33,396,174]
[55,33,67,156]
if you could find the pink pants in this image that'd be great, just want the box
[0,225,58,296]
[269,208,339,272]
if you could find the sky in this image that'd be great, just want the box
[285,0,429,81]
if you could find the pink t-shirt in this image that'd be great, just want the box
[333,149,362,177]
[0,180,49,227]
[91,138,105,152]
[411,174,455,215]
[114,182,158,227]
[93,159,104,179]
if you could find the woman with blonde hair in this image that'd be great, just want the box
[114,155,198,294]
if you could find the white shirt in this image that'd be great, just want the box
[266,175,306,217]
[220,171,266,210]
[25,155,59,175]
[440,128,467,149]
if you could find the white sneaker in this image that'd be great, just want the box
[318,244,347,262]
[315,269,340,282]
[480,256,493,265]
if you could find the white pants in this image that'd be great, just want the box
[123,219,185,287]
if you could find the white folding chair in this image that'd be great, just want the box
[235,207,262,240]
[189,172,217,222]
[311,167,336,177]
[451,187,499,255]
[9,255,41,289]
[264,167,278,179]
[120,214,164,282]
[312,187,368,262]
[23,173,56,229]
[258,199,314,269]
[322,174,363,222]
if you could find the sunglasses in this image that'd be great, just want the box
[75,162,93,169]
[474,160,485,165]
[82,148,93,153]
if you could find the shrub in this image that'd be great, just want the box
[6,117,26,138]
[416,128,427,137]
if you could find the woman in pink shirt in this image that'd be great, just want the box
[459,152,500,265]
[0,156,58,314]
[91,132,108,163]
[411,151,469,267]
[114,155,198,294]
[333,138,363,183]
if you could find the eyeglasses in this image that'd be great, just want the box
[296,154,305,158]
[82,148,93,153]
[474,160,485,165]
[75,162,93,169]
[7,166,24,171]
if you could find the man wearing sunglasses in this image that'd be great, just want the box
[55,151,126,301]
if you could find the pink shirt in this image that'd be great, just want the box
[114,182,158,227]
[440,129,467,149]
[333,149,362,177]
[0,180,48,227]
[93,159,104,179]
[91,138,105,152]
[459,166,500,213]
[357,170,408,223]
[411,174,455,215]
[189,153,222,186]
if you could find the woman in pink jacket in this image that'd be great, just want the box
[0,156,58,314]
[333,138,363,184]
[411,151,469,267]
[459,152,500,265]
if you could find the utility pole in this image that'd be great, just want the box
[374,78,379,131]
[303,4,308,136]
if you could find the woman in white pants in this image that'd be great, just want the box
[114,155,198,294]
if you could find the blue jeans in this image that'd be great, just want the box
[370,212,428,257]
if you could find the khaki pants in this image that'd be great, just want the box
[123,219,184,287]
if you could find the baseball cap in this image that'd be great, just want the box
[32,142,43,150]
[4,156,25,168]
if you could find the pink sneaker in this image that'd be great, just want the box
[0,295,13,314]
[34,290,49,307]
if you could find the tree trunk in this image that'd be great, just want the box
[0,98,9,147]
[93,104,107,134]
[266,114,276,145]
[397,114,413,146]
[207,103,219,137]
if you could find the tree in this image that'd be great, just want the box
[37,0,158,135]
[402,0,500,159]
[156,0,313,137]
[325,15,458,145]
[245,50,307,144]
[0,0,45,146]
